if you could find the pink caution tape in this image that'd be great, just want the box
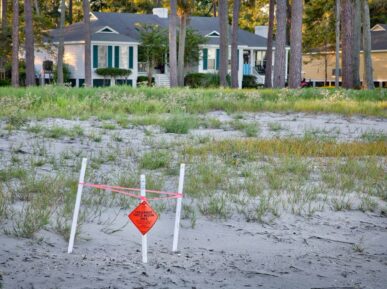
[79,182,183,202]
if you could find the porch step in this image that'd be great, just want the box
[155,74,170,88]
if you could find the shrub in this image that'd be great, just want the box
[0,79,11,87]
[161,114,199,134]
[137,76,154,85]
[54,63,72,83]
[95,67,131,78]
[185,73,231,88]
[242,75,258,89]
[140,151,170,170]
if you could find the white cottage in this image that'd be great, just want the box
[36,8,289,88]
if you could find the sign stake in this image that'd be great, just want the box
[68,158,88,254]
[172,163,185,252]
[140,174,148,263]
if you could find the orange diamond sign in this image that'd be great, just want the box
[128,202,158,235]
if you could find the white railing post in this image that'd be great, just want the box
[172,164,185,252]
[68,158,88,254]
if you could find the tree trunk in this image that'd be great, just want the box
[352,0,361,88]
[83,0,92,87]
[213,0,217,17]
[33,0,39,15]
[147,60,153,86]
[169,0,178,87]
[12,0,19,87]
[264,0,275,88]
[57,0,66,85]
[362,0,374,89]
[335,0,340,88]
[69,0,73,24]
[177,14,187,86]
[341,0,354,89]
[1,0,7,31]
[219,0,228,87]
[288,0,303,88]
[273,0,287,88]
[231,0,240,88]
[24,0,35,86]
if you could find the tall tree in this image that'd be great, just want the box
[273,0,287,88]
[1,0,6,31]
[362,0,374,89]
[177,0,190,86]
[57,0,66,85]
[352,0,361,88]
[341,0,354,88]
[12,0,19,87]
[218,0,228,87]
[69,0,73,24]
[289,0,303,88]
[264,0,275,88]
[335,0,340,88]
[33,0,40,15]
[169,0,178,87]
[24,0,35,86]
[83,0,92,87]
[231,0,240,88]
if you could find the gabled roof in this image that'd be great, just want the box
[47,12,269,47]
[371,24,387,32]
[370,24,387,50]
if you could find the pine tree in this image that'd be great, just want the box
[289,0,303,88]
[169,0,178,87]
[219,0,228,87]
[231,0,240,88]
[273,0,287,88]
[83,0,92,87]
[12,0,19,87]
[264,0,275,88]
[57,0,66,85]
[362,0,374,89]
[24,0,35,86]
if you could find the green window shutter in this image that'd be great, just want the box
[93,45,98,68]
[216,48,220,70]
[114,46,120,68]
[202,48,208,70]
[108,46,113,68]
[129,46,133,69]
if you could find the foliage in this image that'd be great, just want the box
[54,63,72,83]
[95,67,132,78]
[137,24,168,67]
[182,28,208,65]
[242,75,259,89]
[0,86,385,119]
[185,73,231,88]
[137,76,154,84]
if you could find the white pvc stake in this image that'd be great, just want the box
[68,158,88,254]
[140,174,148,263]
[172,164,185,252]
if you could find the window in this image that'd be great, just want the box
[207,48,216,70]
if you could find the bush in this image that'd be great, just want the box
[54,63,72,83]
[242,75,258,89]
[161,114,199,134]
[0,79,11,87]
[137,76,154,85]
[95,67,131,78]
[185,73,231,88]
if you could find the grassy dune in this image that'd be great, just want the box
[0,86,386,118]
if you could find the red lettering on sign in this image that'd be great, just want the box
[128,202,158,235]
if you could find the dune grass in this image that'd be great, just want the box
[0,86,386,119]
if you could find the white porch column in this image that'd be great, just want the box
[285,48,289,82]
[238,48,243,88]
[250,49,254,75]
[132,45,138,88]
